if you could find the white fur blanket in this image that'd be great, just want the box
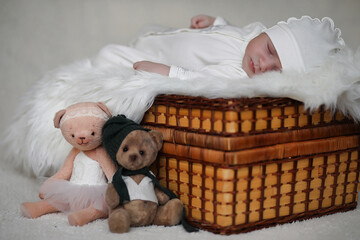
[2,47,360,177]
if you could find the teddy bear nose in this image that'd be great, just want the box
[76,136,88,144]
[129,154,138,162]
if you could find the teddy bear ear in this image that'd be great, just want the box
[149,130,163,151]
[96,102,112,118]
[53,109,66,128]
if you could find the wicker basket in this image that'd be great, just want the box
[142,95,360,235]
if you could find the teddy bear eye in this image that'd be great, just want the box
[91,132,95,136]
[139,150,144,155]
[71,134,75,138]
[123,147,128,152]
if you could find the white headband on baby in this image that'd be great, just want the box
[264,16,345,73]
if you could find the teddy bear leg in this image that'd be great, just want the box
[20,200,58,218]
[153,198,183,226]
[68,206,108,226]
[108,208,131,233]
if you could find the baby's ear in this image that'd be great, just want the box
[97,102,112,118]
[53,109,66,128]
[149,130,163,151]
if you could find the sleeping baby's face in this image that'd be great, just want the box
[242,33,282,77]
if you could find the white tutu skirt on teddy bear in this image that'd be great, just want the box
[40,178,108,213]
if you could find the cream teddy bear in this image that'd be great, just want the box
[20,102,117,226]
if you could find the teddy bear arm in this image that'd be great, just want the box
[96,147,117,181]
[38,148,79,198]
[50,147,79,180]
[106,183,121,209]
[155,187,170,205]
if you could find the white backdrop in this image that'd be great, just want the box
[1,1,360,239]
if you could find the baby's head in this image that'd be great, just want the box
[242,16,345,77]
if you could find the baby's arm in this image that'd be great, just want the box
[133,60,247,79]
[133,61,170,76]
[168,63,248,80]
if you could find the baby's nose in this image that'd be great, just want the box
[260,58,276,72]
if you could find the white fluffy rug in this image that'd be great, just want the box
[2,47,360,177]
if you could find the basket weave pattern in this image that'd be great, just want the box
[152,149,359,234]
[143,95,360,234]
[142,95,350,136]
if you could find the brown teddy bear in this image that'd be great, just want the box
[102,115,196,233]
[20,102,117,226]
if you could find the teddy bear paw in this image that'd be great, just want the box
[20,203,34,218]
[20,201,58,218]
[68,207,107,226]
[108,208,131,233]
[153,198,183,226]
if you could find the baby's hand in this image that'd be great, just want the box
[133,61,170,76]
[190,15,216,29]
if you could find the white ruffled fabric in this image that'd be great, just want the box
[40,178,108,213]
[2,47,360,177]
